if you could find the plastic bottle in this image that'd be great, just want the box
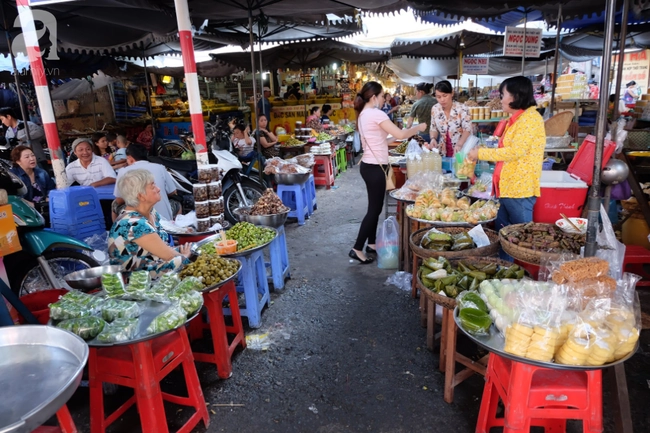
[430,148,442,174]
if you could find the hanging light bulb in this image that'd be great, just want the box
[460,36,466,49]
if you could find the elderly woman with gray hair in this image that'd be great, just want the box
[108,169,192,277]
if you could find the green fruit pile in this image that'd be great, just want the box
[179,255,240,288]
[227,222,276,251]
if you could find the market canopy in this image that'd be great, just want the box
[391,30,504,59]
[212,40,390,71]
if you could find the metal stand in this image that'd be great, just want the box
[0,278,37,326]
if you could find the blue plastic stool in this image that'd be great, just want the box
[264,225,290,290]
[224,250,270,329]
[305,174,317,216]
[278,182,309,225]
[49,186,106,241]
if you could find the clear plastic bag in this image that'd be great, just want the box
[49,300,93,321]
[384,271,412,291]
[596,204,626,280]
[377,216,399,269]
[168,289,203,315]
[146,304,187,335]
[95,318,139,343]
[100,298,141,322]
[101,273,126,298]
[126,270,151,296]
[57,316,106,340]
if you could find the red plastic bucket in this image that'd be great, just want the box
[17,289,69,324]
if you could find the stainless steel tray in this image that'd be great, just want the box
[0,326,88,433]
[453,307,638,371]
[388,190,415,203]
[191,226,277,258]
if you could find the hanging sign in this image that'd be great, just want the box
[612,49,650,94]
[503,27,543,58]
[28,0,77,5]
[462,58,489,75]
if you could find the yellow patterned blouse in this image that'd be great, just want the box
[478,106,546,198]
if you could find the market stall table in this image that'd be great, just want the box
[453,307,637,432]
[0,325,87,433]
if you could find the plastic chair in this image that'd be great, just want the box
[623,245,650,287]
[88,327,209,433]
[305,174,317,215]
[225,250,270,328]
[187,279,246,379]
[32,405,77,433]
[476,354,603,433]
[313,155,335,189]
[277,182,310,225]
[264,225,290,290]
[337,147,347,173]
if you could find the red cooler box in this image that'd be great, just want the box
[533,171,588,223]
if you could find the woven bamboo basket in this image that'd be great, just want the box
[417,257,519,310]
[499,224,565,265]
[544,111,574,136]
[410,227,500,260]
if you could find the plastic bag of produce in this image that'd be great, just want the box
[458,307,492,336]
[100,299,141,322]
[95,318,139,343]
[49,300,93,321]
[457,290,488,313]
[145,304,187,335]
[169,289,203,315]
[154,273,180,292]
[174,276,204,294]
[57,316,106,340]
[101,273,126,298]
[126,270,151,295]
[377,216,399,269]
[61,291,96,306]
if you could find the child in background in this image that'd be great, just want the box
[111,135,129,169]
[106,132,118,152]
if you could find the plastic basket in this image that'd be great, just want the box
[17,289,69,324]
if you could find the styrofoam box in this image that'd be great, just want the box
[533,171,588,224]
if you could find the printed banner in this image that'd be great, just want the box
[612,49,650,94]
[462,57,489,75]
[503,27,543,58]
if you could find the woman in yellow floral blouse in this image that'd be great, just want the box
[468,76,545,240]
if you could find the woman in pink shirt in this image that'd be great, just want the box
[350,82,426,264]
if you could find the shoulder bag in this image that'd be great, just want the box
[358,110,396,191]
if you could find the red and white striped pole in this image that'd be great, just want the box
[16,0,67,188]
[173,0,209,166]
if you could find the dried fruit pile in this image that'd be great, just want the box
[250,189,289,215]
[503,222,585,254]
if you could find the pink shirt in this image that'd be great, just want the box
[358,108,390,165]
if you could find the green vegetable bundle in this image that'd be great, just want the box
[458,307,492,336]
[100,299,141,322]
[102,273,126,298]
[146,305,186,335]
[419,257,525,299]
[57,316,106,340]
[420,230,476,252]
[96,318,139,343]
[174,276,204,294]
[49,300,93,321]
[127,270,151,295]
[169,289,203,315]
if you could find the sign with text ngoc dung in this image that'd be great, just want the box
[503,26,542,58]
[462,57,489,75]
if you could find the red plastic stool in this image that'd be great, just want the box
[187,280,246,379]
[476,354,603,433]
[313,155,335,188]
[88,327,209,433]
[623,245,650,287]
[32,405,77,433]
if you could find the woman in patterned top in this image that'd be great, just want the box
[108,169,192,278]
[428,80,472,157]
[252,114,279,159]
[468,76,545,258]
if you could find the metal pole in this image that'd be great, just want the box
[612,0,630,125]
[585,0,617,257]
[173,0,208,165]
[142,51,157,148]
[256,19,264,183]
[521,11,527,76]
[248,10,259,123]
[15,0,66,188]
[549,5,563,115]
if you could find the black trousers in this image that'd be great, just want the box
[354,162,386,251]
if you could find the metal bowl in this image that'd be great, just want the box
[274,172,310,185]
[234,207,289,228]
[64,265,123,291]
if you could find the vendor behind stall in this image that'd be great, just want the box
[108,169,191,278]
[468,76,545,254]
[306,106,323,132]
[428,80,472,156]
[65,138,116,187]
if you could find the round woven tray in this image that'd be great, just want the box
[416,257,518,310]
[499,224,564,265]
[410,227,500,260]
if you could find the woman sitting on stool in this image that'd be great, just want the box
[108,169,192,278]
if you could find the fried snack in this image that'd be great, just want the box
[551,257,609,284]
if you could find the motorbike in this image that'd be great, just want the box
[0,162,100,296]
[150,117,266,224]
